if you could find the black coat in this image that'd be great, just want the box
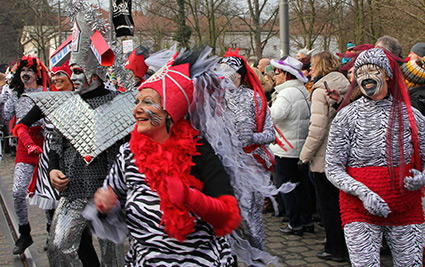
[409,86,425,116]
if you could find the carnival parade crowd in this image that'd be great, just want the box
[1,1,425,266]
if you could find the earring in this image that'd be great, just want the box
[165,116,172,134]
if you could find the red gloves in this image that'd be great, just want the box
[13,124,42,156]
[166,176,241,236]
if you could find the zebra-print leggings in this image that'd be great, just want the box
[12,162,35,226]
[344,222,424,266]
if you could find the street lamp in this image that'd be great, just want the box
[279,0,289,57]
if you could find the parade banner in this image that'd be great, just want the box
[50,35,73,67]
[112,0,134,37]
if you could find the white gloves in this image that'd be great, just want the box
[404,169,425,191]
[359,191,391,218]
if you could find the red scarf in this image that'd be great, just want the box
[129,119,203,241]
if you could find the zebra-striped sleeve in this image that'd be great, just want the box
[325,103,372,199]
[104,143,130,207]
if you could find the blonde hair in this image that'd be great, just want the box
[311,52,341,77]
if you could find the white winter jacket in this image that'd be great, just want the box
[270,79,310,158]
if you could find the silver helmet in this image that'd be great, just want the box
[69,0,112,81]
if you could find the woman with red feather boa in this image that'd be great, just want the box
[92,49,241,266]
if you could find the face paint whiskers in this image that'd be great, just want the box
[145,109,162,126]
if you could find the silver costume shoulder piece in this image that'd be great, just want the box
[25,91,137,164]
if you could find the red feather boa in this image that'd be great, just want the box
[129,119,204,241]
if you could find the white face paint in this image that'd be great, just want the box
[20,66,37,88]
[355,64,387,98]
[71,64,101,94]
[219,63,241,88]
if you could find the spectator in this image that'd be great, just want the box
[296,48,315,60]
[270,56,313,236]
[251,65,273,100]
[375,35,402,58]
[341,42,356,64]
[299,51,349,262]
[263,64,275,102]
[406,42,425,62]
[258,58,271,74]
[0,65,6,166]
[401,57,425,115]
[247,56,259,68]
[1,64,18,156]
[299,56,313,93]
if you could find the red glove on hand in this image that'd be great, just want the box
[165,176,241,236]
[14,124,42,155]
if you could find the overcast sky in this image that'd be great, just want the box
[85,0,109,10]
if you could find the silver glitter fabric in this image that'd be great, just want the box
[3,87,43,124]
[25,90,137,164]
[48,197,124,267]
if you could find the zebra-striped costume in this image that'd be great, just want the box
[104,142,235,267]
[28,118,60,209]
[326,96,425,266]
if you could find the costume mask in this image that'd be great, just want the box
[20,66,37,86]
[356,64,387,97]
[69,1,113,87]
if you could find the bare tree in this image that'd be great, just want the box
[0,0,58,65]
[289,0,326,50]
[239,0,279,58]
[186,0,237,54]
[0,1,26,64]
[379,0,425,55]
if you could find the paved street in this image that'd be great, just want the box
[0,153,393,266]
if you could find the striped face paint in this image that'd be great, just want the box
[356,64,386,97]
[145,109,162,127]
[133,88,169,137]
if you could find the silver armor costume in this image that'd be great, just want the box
[26,90,137,164]
[37,88,130,267]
